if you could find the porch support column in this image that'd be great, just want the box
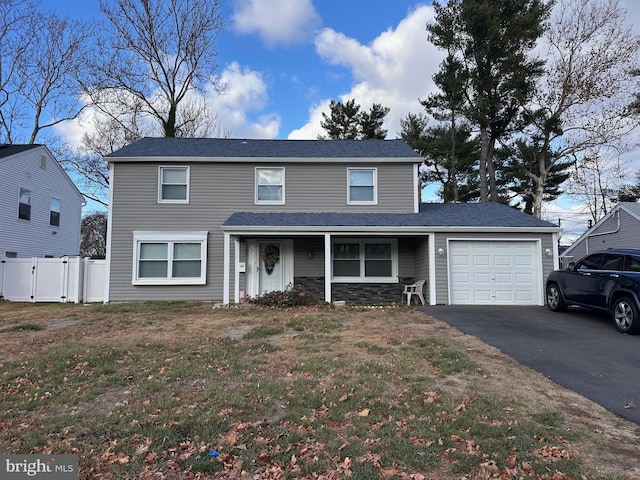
[223,232,230,305]
[324,233,331,303]
[234,237,240,304]
[428,233,437,305]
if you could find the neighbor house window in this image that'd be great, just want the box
[255,167,284,204]
[158,166,189,203]
[332,239,396,282]
[18,188,31,220]
[132,231,207,285]
[347,168,377,204]
[5,251,18,258]
[50,197,61,227]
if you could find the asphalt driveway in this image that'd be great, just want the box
[421,305,640,425]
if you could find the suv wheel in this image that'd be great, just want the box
[546,283,567,312]
[612,297,640,334]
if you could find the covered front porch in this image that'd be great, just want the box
[221,227,435,305]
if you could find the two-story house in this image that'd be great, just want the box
[0,144,85,258]
[104,137,560,305]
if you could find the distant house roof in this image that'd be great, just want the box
[223,202,559,231]
[105,137,421,161]
[0,144,41,159]
[562,202,640,257]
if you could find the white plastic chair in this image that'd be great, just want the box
[403,280,426,306]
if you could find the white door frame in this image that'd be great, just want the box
[246,239,294,298]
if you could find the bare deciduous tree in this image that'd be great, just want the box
[0,1,92,144]
[566,148,626,223]
[87,0,226,139]
[526,0,640,218]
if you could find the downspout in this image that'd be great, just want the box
[586,210,620,254]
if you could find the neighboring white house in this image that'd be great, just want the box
[0,144,85,258]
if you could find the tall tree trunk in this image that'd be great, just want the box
[479,127,490,202]
[486,140,497,201]
[449,110,459,202]
[532,151,546,218]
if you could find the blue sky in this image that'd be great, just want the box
[37,0,640,242]
[41,0,441,142]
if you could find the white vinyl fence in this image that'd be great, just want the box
[0,256,105,303]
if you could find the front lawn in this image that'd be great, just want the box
[1,302,638,479]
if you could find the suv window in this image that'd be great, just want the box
[575,253,606,270]
[624,255,640,272]
[600,254,624,271]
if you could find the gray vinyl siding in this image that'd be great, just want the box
[0,147,84,258]
[433,231,556,305]
[108,161,415,301]
[563,209,640,263]
[293,237,325,276]
[415,237,429,290]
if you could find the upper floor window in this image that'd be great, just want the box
[18,188,31,220]
[132,231,207,285]
[255,167,284,204]
[50,197,61,227]
[347,168,377,204]
[159,166,189,203]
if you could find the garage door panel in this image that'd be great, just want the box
[473,290,492,302]
[495,290,515,302]
[516,291,535,302]
[452,272,471,284]
[473,255,491,266]
[494,273,513,284]
[451,254,471,267]
[472,272,492,285]
[449,240,540,305]
[515,272,533,285]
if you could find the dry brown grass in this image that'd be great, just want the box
[1,301,639,479]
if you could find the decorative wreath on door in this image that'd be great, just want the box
[262,244,280,275]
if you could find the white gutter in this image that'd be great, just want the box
[585,210,620,254]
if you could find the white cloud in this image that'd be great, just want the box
[232,0,321,47]
[288,5,442,139]
[209,61,281,138]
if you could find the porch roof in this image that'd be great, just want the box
[223,202,559,230]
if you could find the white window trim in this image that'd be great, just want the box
[255,167,285,205]
[18,186,31,221]
[158,166,190,204]
[50,196,61,227]
[132,231,207,285]
[331,238,398,283]
[347,167,378,205]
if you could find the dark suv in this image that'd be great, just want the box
[546,249,640,334]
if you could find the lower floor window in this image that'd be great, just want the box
[133,231,208,285]
[332,239,396,282]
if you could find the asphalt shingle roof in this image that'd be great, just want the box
[106,137,420,159]
[0,144,41,159]
[223,202,557,229]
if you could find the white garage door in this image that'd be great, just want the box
[449,240,540,305]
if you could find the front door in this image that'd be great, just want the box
[258,241,284,295]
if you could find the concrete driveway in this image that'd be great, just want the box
[421,305,640,425]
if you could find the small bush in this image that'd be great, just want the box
[250,284,324,307]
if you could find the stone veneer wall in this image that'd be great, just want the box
[295,276,416,304]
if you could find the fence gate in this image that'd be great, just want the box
[0,257,105,303]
